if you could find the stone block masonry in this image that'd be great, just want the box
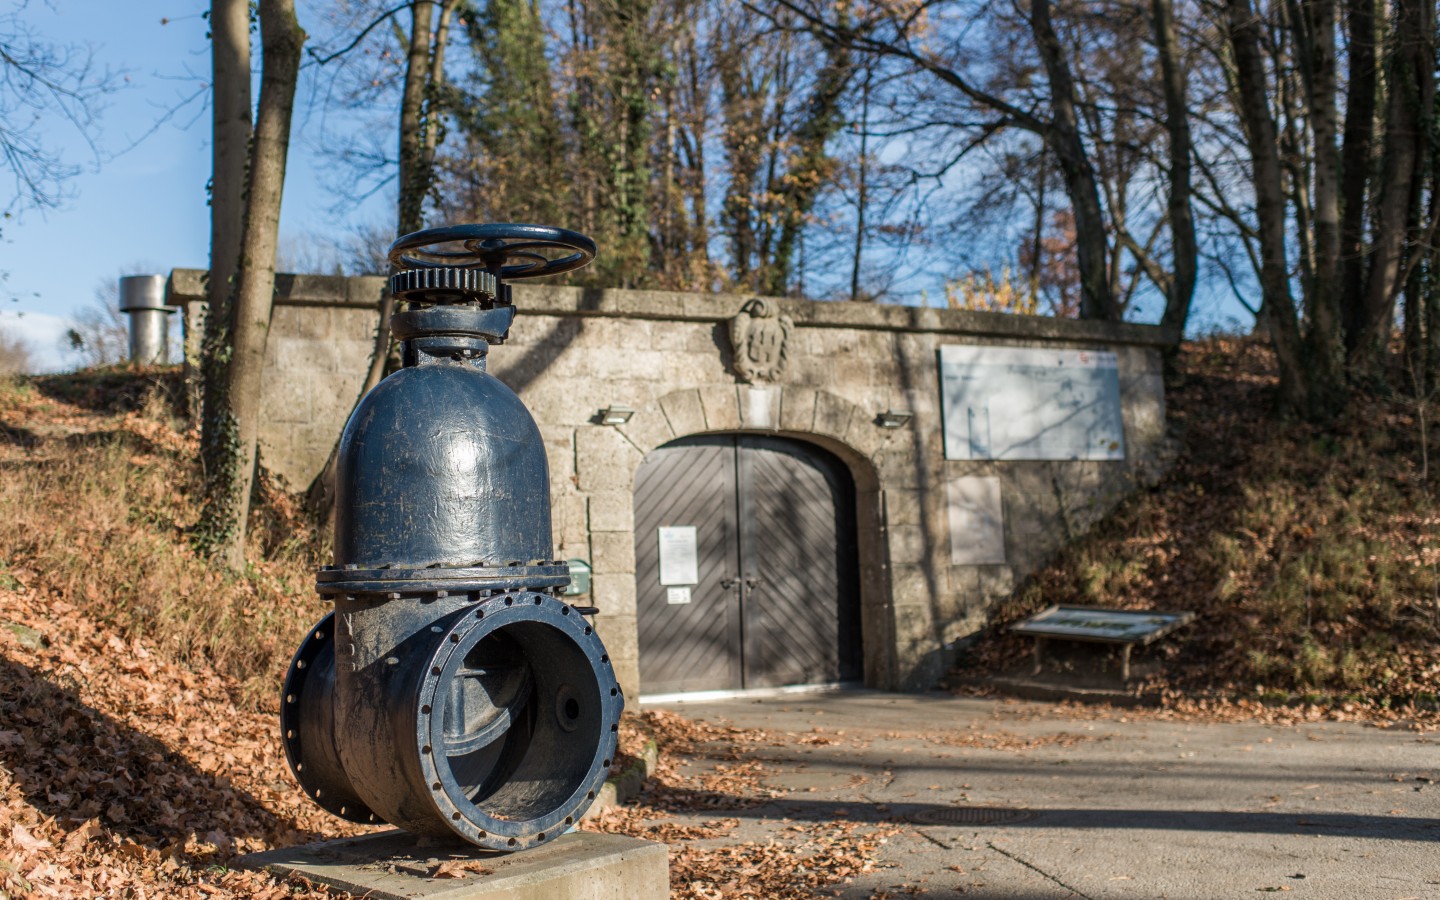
[168,269,1177,697]
[170,268,386,491]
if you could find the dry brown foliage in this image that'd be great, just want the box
[0,368,325,709]
[589,710,904,898]
[0,569,371,896]
[0,368,365,896]
[950,338,1440,721]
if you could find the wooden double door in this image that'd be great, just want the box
[634,435,861,695]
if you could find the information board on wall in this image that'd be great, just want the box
[939,345,1126,461]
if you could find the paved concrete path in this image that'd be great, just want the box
[644,691,1439,899]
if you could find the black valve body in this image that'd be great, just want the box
[333,358,552,569]
[281,225,620,851]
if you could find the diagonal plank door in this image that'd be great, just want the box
[634,436,741,694]
[738,435,860,688]
[634,434,859,695]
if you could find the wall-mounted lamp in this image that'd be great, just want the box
[875,408,914,429]
[598,405,635,425]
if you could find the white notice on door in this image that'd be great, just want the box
[666,586,692,605]
[657,526,699,585]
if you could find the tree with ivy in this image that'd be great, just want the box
[196,0,306,570]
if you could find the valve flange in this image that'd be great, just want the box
[282,224,617,850]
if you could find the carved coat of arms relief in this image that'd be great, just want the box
[728,298,794,384]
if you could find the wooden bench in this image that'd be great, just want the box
[1010,605,1195,680]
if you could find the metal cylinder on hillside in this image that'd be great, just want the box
[118,275,172,365]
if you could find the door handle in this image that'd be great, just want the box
[720,577,739,589]
[743,576,762,589]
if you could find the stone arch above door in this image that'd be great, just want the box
[612,385,896,468]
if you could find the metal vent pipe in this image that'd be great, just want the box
[118,275,172,364]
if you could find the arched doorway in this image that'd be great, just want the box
[633,434,861,695]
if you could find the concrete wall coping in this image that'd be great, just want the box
[167,268,385,309]
[167,268,1179,347]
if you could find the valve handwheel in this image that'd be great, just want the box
[388,224,597,280]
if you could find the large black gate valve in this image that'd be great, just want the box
[281,224,621,851]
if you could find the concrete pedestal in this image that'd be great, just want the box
[240,830,668,900]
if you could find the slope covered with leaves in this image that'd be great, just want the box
[952,338,1440,714]
[0,371,326,709]
[0,369,659,897]
[0,368,361,896]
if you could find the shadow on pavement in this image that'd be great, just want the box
[739,744,1424,785]
[709,796,1440,841]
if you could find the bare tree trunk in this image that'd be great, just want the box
[398,0,437,237]
[1293,0,1347,403]
[683,22,710,282]
[1427,198,1440,391]
[1405,9,1437,391]
[1352,0,1426,374]
[197,0,306,570]
[197,0,250,423]
[1275,21,1315,300]
[1225,0,1310,414]
[1339,0,1377,346]
[421,0,459,176]
[1151,0,1196,341]
[1029,0,1116,321]
[1029,152,1048,305]
[719,32,759,286]
[851,65,871,302]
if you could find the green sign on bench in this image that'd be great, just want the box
[1011,605,1195,680]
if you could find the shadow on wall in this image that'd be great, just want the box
[498,286,659,397]
[893,332,949,690]
[495,291,738,400]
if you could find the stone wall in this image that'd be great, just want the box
[171,270,386,490]
[168,270,1176,697]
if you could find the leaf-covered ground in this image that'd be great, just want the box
[590,710,907,898]
[0,371,657,897]
[0,369,363,896]
[950,338,1440,719]
[2,343,1437,897]
[0,578,367,897]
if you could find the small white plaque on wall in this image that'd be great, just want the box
[946,476,1006,565]
[746,385,775,428]
[657,526,699,585]
[666,586,692,605]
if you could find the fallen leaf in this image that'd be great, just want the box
[61,819,103,853]
[11,824,51,854]
[433,860,494,879]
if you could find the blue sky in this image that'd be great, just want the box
[3,1,391,371]
[3,2,1252,373]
